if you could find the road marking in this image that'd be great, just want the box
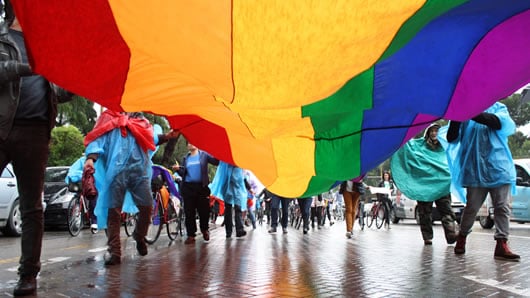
[0,257,18,265]
[88,247,108,253]
[62,244,88,250]
[6,257,74,272]
[463,275,530,296]
[472,232,530,240]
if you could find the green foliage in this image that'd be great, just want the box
[501,94,530,127]
[48,125,85,166]
[56,96,98,134]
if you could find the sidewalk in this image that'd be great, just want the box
[4,220,530,297]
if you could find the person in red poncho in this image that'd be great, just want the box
[84,110,177,266]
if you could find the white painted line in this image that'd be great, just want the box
[463,275,530,296]
[88,247,108,253]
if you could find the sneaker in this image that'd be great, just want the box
[13,276,36,296]
[202,230,210,242]
[494,239,520,262]
[184,237,195,245]
[90,223,99,233]
[454,234,466,255]
[268,227,277,234]
[424,239,433,245]
[282,227,288,234]
[303,228,308,235]
[346,231,352,239]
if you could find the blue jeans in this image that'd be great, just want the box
[271,196,289,228]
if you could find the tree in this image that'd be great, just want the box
[501,94,530,127]
[48,125,85,166]
[57,96,98,135]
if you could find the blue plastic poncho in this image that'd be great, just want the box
[66,156,86,183]
[390,137,451,202]
[86,125,159,229]
[209,161,247,210]
[442,102,516,200]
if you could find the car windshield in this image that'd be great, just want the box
[45,168,69,183]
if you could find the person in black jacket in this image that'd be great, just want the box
[0,2,73,295]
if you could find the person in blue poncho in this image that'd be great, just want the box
[391,123,457,245]
[84,110,177,266]
[447,102,519,262]
[210,161,248,238]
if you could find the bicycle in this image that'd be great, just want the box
[145,184,184,245]
[365,197,388,229]
[66,182,97,237]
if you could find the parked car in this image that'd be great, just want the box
[390,189,464,224]
[44,166,75,227]
[478,158,530,229]
[0,164,46,236]
[0,164,22,236]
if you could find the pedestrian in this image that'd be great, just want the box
[66,155,98,233]
[310,194,324,229]
[297,197,312,234]
[84,110,177,266]
[447,102,520,261]
[391,123,457,245]
[209,161,248,238]
[0,2,74,295]
[267,190,290,234]
[377,170,394,228]
[175,142,219,244]
[341,176,366,238]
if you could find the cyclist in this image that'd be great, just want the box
[66,156,98,232]
[376,171,394,229]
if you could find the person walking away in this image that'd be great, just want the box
[446,102,520,261]
[391,123,457,245]
[297,197,312,234]
[84,111,177,265]
[0,2,74,294]
[175,142,219,244]
[209,161,247,238]
[267,190,290,234]
[341,176,365,238]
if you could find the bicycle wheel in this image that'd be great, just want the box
[124,213,137,237]
[145,193,163,244]
[366,205,375,228]
[166,200,180,240]
[375,203,387,229]
[358,202,365,230]
[67,196,83,237]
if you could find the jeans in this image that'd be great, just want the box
[297,198,312,229]
[459,185,511,239]
[0,124,49,277]
[271,196,289,228]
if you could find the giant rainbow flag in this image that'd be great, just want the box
[11,0,530,197]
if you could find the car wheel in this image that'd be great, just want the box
[479,216,494,229]
[1,199,22,236]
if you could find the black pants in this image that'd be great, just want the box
[181,182,210,237]
[224,204,244,236]
[0,124,49,277]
